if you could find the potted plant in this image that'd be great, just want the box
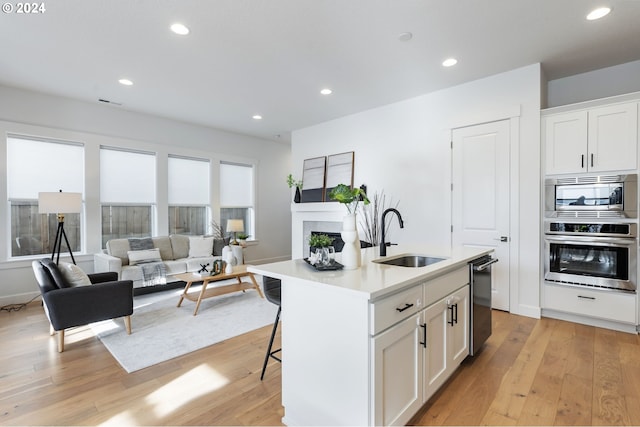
[308,233,334,251]
[328,184,370,269]
[237,233,250,246]
[307,234,335,266]
[328,183,370,214]
[287,174,303,203]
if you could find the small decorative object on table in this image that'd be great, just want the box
[328,183,370,270]
[197,262,210,274]
[287,174,303,203]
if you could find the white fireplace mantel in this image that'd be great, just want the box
[291,202,348,259]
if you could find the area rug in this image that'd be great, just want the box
[90,285,277,373]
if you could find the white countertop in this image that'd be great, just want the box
[248,245,493,300]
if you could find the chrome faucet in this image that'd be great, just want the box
[380,208,404,256]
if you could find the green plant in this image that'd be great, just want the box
[287,174,303,189]
[328,183,370,214]
[237,233,250,240]
[308,233,334,248]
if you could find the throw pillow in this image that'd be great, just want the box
[128,237,154,251]
[58,262,92,287]
[188,236,214,258]
[213,237,231,256]
[128,248,162,265]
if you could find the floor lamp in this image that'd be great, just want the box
[38,191,82,264]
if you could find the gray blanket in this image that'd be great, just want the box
[139,261,167,287]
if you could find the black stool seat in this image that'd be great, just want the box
[260,276,282,380]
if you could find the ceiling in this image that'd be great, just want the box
[1,0,639,143]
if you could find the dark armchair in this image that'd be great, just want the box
[32,258,134,352]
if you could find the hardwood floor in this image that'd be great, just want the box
[2,302,640,425]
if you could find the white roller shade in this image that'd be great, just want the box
[168,156,210,205]
[7,136,84,199]
[100,147,156,204]
[220,163,253,206]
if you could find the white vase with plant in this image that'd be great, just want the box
[328,184,370,269]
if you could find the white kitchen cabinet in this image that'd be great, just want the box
[372,281,470,426]
[371,312,423,426]
[542,283,636,324]
[423,284,470,402]
[544,102,638,175]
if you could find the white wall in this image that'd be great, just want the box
[292,64,542,318]
[0,85,292,305]
[547,59,640,108]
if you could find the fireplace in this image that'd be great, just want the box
[291,203,346,259]
[292,203,373,259]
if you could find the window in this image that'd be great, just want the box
[7,136,84,257]
[168,155,210,235]
[100,147,156,247]
[220,162,254,239]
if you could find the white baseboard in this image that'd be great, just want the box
[0,291,41,308]
[542,308,638,334]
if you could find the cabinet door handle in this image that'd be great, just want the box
[454,303,458,325]
[420,323,427,348]
[591,153,594,168]
[578,295,596,300]
[448,305,455,326]
[396,303,414,313]
[581,154,584,168]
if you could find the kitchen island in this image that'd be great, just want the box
[249,245,492,426]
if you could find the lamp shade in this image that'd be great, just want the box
[226,219,244,233]
[38,192,82,214]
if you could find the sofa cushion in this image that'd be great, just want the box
[106,238,131,266]
[152,236,174,261]
[170,234,190,260]
[58,262,92,287]
[128,248,162,265]
[188,236,214,258]
[163,260,189,275]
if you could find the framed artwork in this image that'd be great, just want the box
[325,151,354,201]
[301,156,326,202]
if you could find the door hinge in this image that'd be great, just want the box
[450,140,453,149]
[451,225,453,232]
[451,183,453,191]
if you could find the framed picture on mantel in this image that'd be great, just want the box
[325,151,354,201]
[301,156,326,202]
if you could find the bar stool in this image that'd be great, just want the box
[260,276,281,380]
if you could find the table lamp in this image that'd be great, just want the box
[226,219,244,245]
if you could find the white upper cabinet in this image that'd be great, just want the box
[544,102,638,175]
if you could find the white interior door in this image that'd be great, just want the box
[452,120,510,311]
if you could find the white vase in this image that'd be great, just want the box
[340,214,361,270]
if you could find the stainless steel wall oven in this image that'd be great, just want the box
[544,222,637,293]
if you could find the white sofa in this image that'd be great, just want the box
[94,235,231,289]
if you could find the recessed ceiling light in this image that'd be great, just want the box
[252,115,263,120]
[320,88,332,95]
[398,32,413,41]
[586,7,611,20]
[170,23,190,35]
[442,58,458,67]
[118,78,133,86]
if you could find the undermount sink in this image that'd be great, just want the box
[373,254,446,268]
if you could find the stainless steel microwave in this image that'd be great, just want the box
[545,174,637,219]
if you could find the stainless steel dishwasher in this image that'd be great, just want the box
[469,255,498,356]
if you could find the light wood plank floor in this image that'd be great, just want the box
[2,302,640,425]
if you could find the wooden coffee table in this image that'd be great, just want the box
[175,265,264,316]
